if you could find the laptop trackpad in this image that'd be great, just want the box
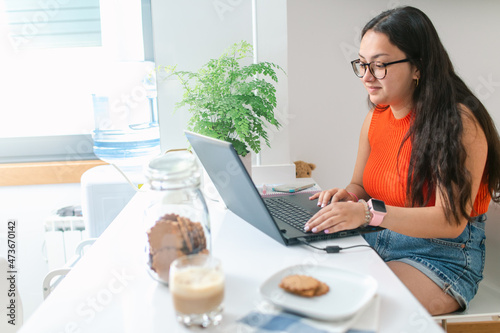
[282,192,321,215]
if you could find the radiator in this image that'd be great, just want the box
[44,207,86,271]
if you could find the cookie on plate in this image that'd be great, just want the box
[279,274,328,297]
[315,281,330,296]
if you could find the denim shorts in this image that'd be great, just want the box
[362,214,487,311]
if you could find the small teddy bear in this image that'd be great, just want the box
[294,160,316,178]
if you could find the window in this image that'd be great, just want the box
[0,0,153,163]
[4,0,102,50]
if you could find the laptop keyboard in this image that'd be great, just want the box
[265,197,313,231]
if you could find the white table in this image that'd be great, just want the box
[20,192,443,332]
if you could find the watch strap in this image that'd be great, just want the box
[367,199,386,226]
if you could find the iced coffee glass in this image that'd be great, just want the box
[169,254,224,327]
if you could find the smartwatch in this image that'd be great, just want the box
[367,199,387,226]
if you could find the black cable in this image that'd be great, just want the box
[297,237,375,254]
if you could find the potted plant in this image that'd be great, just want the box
[157,41,284,158]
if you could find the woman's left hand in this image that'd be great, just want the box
[304,201,367,234]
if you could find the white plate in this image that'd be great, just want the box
[259,265,378,321]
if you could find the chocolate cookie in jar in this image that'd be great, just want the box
[143,150,210,285]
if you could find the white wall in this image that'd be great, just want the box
[288,0,500,189]
[151,0,290,166]
[254,0,289,165]
[151,0,250,152]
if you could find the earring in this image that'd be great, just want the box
[415,78,419,87]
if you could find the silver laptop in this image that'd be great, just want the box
[185,130,379,246]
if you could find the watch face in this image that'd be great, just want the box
[372,199,387,213]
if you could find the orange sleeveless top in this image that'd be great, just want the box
[363,107,491,216]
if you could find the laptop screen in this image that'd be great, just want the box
[185,131,286,244]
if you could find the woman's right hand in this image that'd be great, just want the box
[309,188,357,207]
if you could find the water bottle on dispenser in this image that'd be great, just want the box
[92,61,161,166]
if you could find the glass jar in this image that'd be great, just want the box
[143,150,210,285]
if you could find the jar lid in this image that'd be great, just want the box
[145,150,200,187]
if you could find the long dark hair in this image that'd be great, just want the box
[362,6,500,225]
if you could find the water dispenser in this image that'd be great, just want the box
[91,61,161,166]
[82,62,161,238]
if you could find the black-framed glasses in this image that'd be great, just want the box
[351,58,410,79]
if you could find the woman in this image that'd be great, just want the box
[304,6,500,315]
